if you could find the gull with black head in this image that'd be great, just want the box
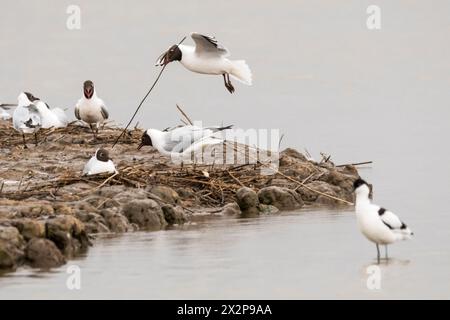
[138,124,232,155]
[157,32,252,94]
[75,80,109,139]
[83,148,117,176]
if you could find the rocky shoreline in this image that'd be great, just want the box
[0,121,360,271]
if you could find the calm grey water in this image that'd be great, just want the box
[1,0,449,299]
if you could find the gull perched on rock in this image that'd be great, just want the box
[75,80,109,138]
[138,124,232,155]
[13,92,42,148]
[157,32,252,94]
[83,148,117,176]
[353,178,413,263]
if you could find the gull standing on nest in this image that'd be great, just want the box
[75,80,109,139]
[13,92,42,148]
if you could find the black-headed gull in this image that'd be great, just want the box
[30,98,68,129]
[157,32,252,94]
[75,80,109,138]
[138,124,232,155]
[353,178,413,263]
[83,148,117,176]
[13,92,42,148]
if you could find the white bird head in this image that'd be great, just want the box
[18,92,39,106]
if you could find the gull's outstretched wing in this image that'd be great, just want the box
[191,32,230,57]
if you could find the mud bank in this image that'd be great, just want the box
[0,121,360,271]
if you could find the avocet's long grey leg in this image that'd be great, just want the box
[385,245,388,260]
[376,244,380,264]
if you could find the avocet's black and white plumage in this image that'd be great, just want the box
[83,148,117,176]
[354,178,413,263]
[157,32,252,94]
[75,80,109,138]
[13,92,42,148]
[138,124,232,155]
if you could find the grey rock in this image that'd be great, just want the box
[0,226,25,269]
[25,238,65,268]
[220,202,241,216]
[258,204,280,214]
[258,186,304,210]
[148,185,181,205]
[11,219,45,241]
[101,210,134,233]
[236,187,260,216]
[122,199,167,230]
[161,205,187,225]
[45,215,91,256]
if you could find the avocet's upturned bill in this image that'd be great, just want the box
[353,178,413,263]
[83,148,117,176]
[157,32,252,94]
[75,80,109,138]
[13,92,42,148]
[137,124,232,155]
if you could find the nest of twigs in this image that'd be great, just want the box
[0,120,356,207]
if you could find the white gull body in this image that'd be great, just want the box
[178,33,252,85]
[83,149,117,176]
[13,93,41,134]
[75,83,109,128]
[33,100,68,128]
[143,124,231,156]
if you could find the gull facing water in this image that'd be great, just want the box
[354,178,413,263]
[157,32,252,94]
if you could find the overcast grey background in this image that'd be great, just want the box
[1,0,449,298]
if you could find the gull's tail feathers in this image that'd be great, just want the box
[230,60,252,85]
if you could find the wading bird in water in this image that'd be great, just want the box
[156,32,252,94]
[353,178,413,263]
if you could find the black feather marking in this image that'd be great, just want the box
[400,223,408,230]
[201,35,218,48]
[74,107,80,120]
[382,221,393,230]
[378,208,386,216]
